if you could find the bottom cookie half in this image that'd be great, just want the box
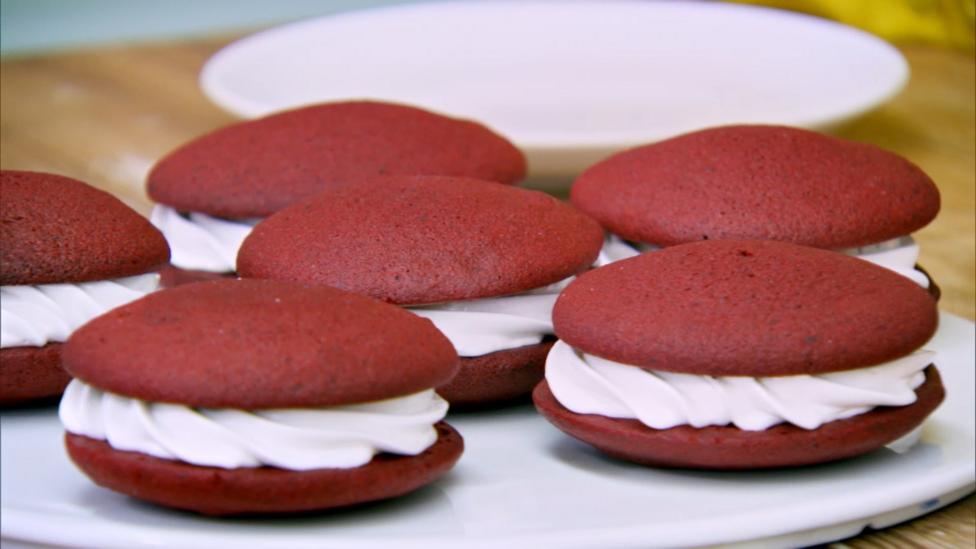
[0,343,71,406]
[66,421,464,515]
[533,366,945,470]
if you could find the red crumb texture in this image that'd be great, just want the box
[148,101,527,218]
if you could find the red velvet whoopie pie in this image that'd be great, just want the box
[535,240,944,469]
[238,175,605,407]
[1,170,168,405]
[572,125,941,296]
[59,279,462,515]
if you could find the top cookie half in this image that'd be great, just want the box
[571,125,939,249]
[148,101,527,219]
[1,171,169,285]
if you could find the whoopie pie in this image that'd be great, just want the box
[147,100,526,280]
[572,125,941,293]
[534,240,944,469]
[59,279,463,515]
[237,175,604,407]
[0,171,168,405]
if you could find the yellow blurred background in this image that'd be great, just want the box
[734,0,975,51]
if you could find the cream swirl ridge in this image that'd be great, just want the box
[595,235,645,266]
[59,380,449,470]
[546,340,934,431]
[150,205,259,272]
[407,278,570,356]
[841,236,929,288]
[1,273,160,348]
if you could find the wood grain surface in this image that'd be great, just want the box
[1,35,973,548]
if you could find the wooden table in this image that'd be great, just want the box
[1,34,973,548]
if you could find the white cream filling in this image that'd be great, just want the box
[840,236,929,288]
[546,340,934,431]
[59,379,448,470]
[407,279,571,357]
[1,273,160,348]
[594,234,647,266]
[599,234,930,288]
[150,205,259,273]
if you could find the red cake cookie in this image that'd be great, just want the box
[60,279,463,515]
[146,100,526,281]
[573,125,941,293]
[0,171,169,405]
[149,101,526,218]
[535,240,944,469]
[238,175,604,406]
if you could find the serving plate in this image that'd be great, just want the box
[200,0,909,178]
[2,312,973,548]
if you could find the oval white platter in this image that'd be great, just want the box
[199,0,909,178]
[1,312,973,548]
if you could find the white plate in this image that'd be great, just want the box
[2,312,973,548]
[200,0,909,179]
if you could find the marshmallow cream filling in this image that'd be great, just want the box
[546,340,934,431]
[408,278,572,357]
[150,205,259,273]
[598,234,930,288]
[1,273,160,348]
[841,236,929,288]
[60,380,449,470]
[595,235,645,266]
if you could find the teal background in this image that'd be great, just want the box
[0,0,427,55]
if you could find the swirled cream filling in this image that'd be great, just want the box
[60,380,449,470]
[840,236,929,288]
[407,278,571,356]
[1,273,160,348]
[546,340,934,431]
[150,205,258,272]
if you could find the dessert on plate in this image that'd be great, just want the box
[147,100,526,282]
[0,170,168,405]
[60,279,463,515]
[535,239,944,469]
[237,175,604,407]
[573,125,941,295]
